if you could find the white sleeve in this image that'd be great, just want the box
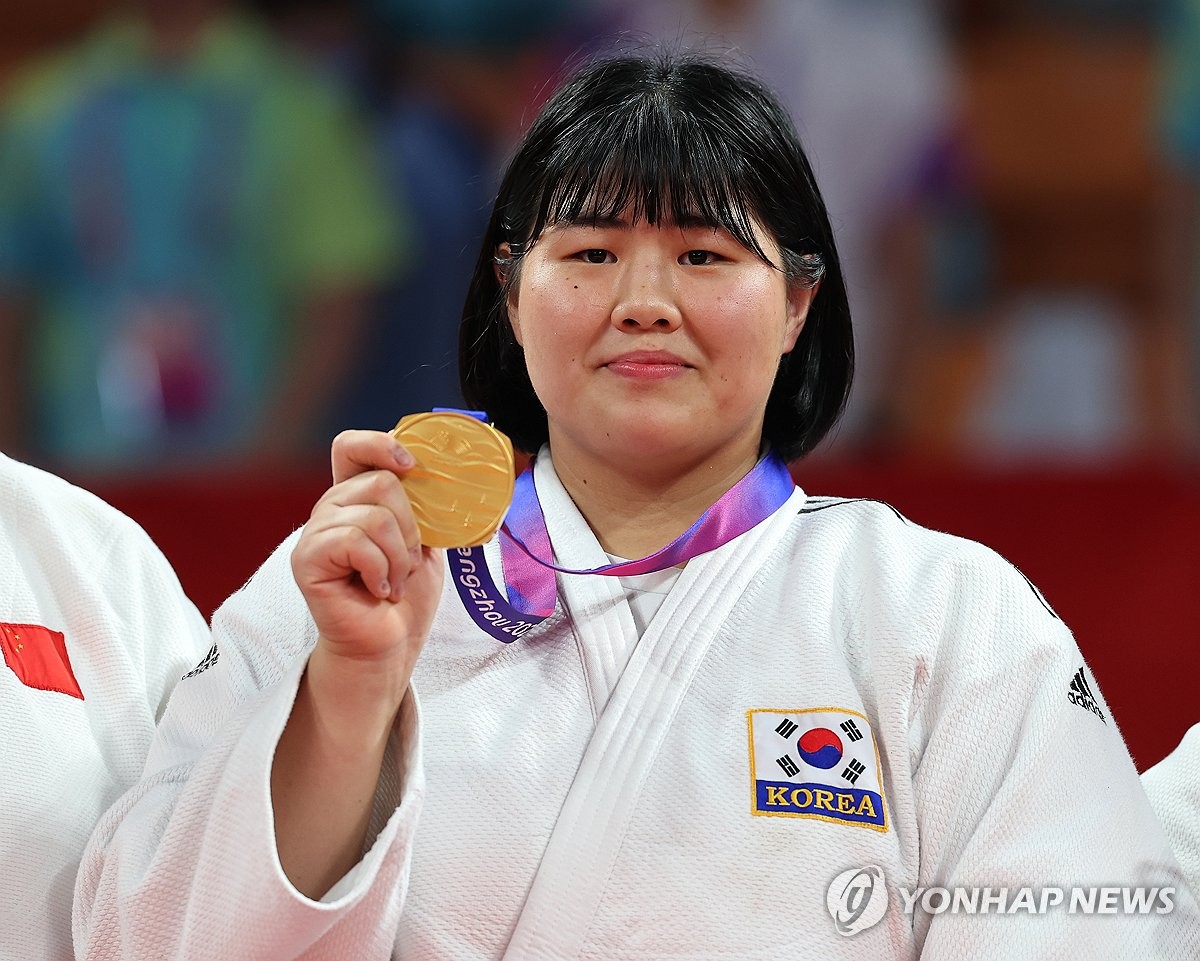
[98,512,214,726]
[908,550,1200,958]
[1144,723,1200,901]
[73,532,423,961]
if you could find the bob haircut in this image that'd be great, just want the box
[459,50,854,461]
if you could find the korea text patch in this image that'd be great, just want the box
[748,707,887,831]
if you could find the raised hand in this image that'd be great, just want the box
[275,429,446,898]
[291,429,445,683]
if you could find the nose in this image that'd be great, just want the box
[610,259,682,332]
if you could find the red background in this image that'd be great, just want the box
[91,462,1199,772]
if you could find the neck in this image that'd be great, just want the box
[547,433,762,560]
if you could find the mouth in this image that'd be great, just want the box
[603,351,693,380]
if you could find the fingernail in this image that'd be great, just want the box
[379,580,391,597]
[394,445,415,468]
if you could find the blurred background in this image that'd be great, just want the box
[0,0,1196,769]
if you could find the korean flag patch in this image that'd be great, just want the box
[748,708,887,832]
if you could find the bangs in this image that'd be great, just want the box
[517,93,774,263]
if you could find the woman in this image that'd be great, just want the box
[75,53,1195,959]
[1145,723,1200,898]
[0,452,210,961]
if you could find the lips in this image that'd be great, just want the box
[603,350,692,380]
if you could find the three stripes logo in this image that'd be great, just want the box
[182,643,219,680]
[1067,666,1106,724]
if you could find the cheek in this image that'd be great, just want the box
[522,260,611,334]
[514,268,596,390]
[520,263,591,328]
[701,277,793,362]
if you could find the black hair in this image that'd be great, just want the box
[459,50,854,461]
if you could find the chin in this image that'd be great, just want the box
[599,417,713,463]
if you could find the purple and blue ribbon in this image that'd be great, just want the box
[449,449,796,643]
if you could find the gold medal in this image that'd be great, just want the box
[390,411,516,548]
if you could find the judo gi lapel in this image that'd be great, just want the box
[502,453,806,960]
[526,452,637,714]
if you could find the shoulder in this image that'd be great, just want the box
[788,495,1101,771]
[788,492,1067,657]
[1142,722,1200,892]
[2,455,132,543]
[0,457,208,688]
[1144,723,1200,794]
[0,456,196,601]
[797,491,1048,591]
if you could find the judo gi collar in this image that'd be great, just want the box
[449,446,796,643]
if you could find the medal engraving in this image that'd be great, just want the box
[391,411,515,548]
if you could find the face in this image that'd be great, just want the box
[505,215,813,470]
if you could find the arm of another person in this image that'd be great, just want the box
[908,549,1199,958]
[74,431,441,960]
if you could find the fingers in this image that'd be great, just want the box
[330,429,415,486]
[297,522,397,601]
[303,469,425,603]
[332,468,422,558]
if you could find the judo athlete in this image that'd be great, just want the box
[75,53,1199,959]
[0,452,210,960]
[1146,724,1200,898]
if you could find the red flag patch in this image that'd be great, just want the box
[0,623,84,699]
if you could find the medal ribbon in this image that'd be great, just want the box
[448,438,795,642]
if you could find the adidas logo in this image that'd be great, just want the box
[182,643,219,680]
[1068,666,1106,724]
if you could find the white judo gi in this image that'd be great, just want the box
[0,452,211,961]
[1145,724,1200,900]
[75,449,1200,959]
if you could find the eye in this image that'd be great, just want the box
[574,249,614,264]
[682,250,719,266]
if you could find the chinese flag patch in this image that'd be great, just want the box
[0,623,84,699]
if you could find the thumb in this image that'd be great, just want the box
[330,429,416,485]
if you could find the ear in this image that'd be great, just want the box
[782,280,818,353]
[493,242,512,287]
[495,243,523,345]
